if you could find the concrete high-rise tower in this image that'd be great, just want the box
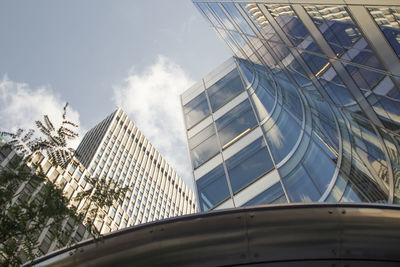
[1,108,197,260]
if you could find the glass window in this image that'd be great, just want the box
[319,76,356,106]
[299,49,329,76]
[305,6,360,54]
[207,69,245,111]
[276,77,302,119]
[244,182,287,206]
[326,173,347,202]
[216,28,241,54]
[196,164,230,212]
[183,92,210,129]
[262,110,302,164]
[343,62,384,91]
[216,99,258,148]
[271,11,308,46]
[209,3,236,31]
[189,123,219,169]
[197,3,222,29]
[302,140,336,193]
[282,164,321,202]
[340,184,362,202]
[248,72,276,122]
[222,3,256,37]
[368,6,400,58]
[226,137,274,193]
[237,59,254,85]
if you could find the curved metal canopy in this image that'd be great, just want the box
[27,203,400,266]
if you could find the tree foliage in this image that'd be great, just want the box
[0,103,127,266]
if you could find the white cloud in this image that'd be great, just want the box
[0,75,82,149]
[113,55,195,190]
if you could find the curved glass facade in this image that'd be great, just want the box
[184,0,400,211]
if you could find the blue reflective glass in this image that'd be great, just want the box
[285,57,311,87]
[263,110,302,164]
[208,69,245,111]
[282,165,321,202]
[216,99,258,147]
[311,101,340,152]
[209,3,236,31]
[326,174,347,202]
[197,164,230,211]
[319,78,355,106]
[222,3,255,37]
[249,80,275,121]
[300,50,329,75]
[310,16,361,54]
[189,124,219,169]
[341,38,384,70]
[344,62,384,91]
[379,26,400,57]
[226,137,274,193]
[237,59,254,85]
[269,42,291,61]
[183,92,210,129]
[341,184,362,202]
[244,182,287,206]
[197,3,222,28]
[275,14,308,45]
[216,28,239,53]
[275,77,302,119]
[371,94,400,129]
[302,140,336,193]
[312,132,337,160]
[230,31,247,48]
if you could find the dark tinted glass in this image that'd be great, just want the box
[216,99,258,147]
[189,124,219,168]
[197,164,230,211]
[208,69,245,111]
[226,137,274,193]
[244,182,287,206]
[183,92,210,129]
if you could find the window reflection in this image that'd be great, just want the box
[302,140,336,193]
[282,164,321,202]
[341,184,362,202]
[367,7,400,58]
[207,68,245,111]
[237,59,254,85]
[216,99,258,148]
[197,3,222,29]
[183,92,210,129]
[263,110,302,164]
[209,2,236,31]
[226,137,274,193]
[197,164,230,212]
[222,3,256,37]
[244,182,287,206]
[189,124,219,169]
[247,67,277,121]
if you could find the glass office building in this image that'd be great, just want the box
[182,1,400,212]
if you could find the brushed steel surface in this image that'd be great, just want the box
[26,203,400,267]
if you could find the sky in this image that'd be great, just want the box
[0,1,231,190]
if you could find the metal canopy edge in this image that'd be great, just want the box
[25,203,400,266]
